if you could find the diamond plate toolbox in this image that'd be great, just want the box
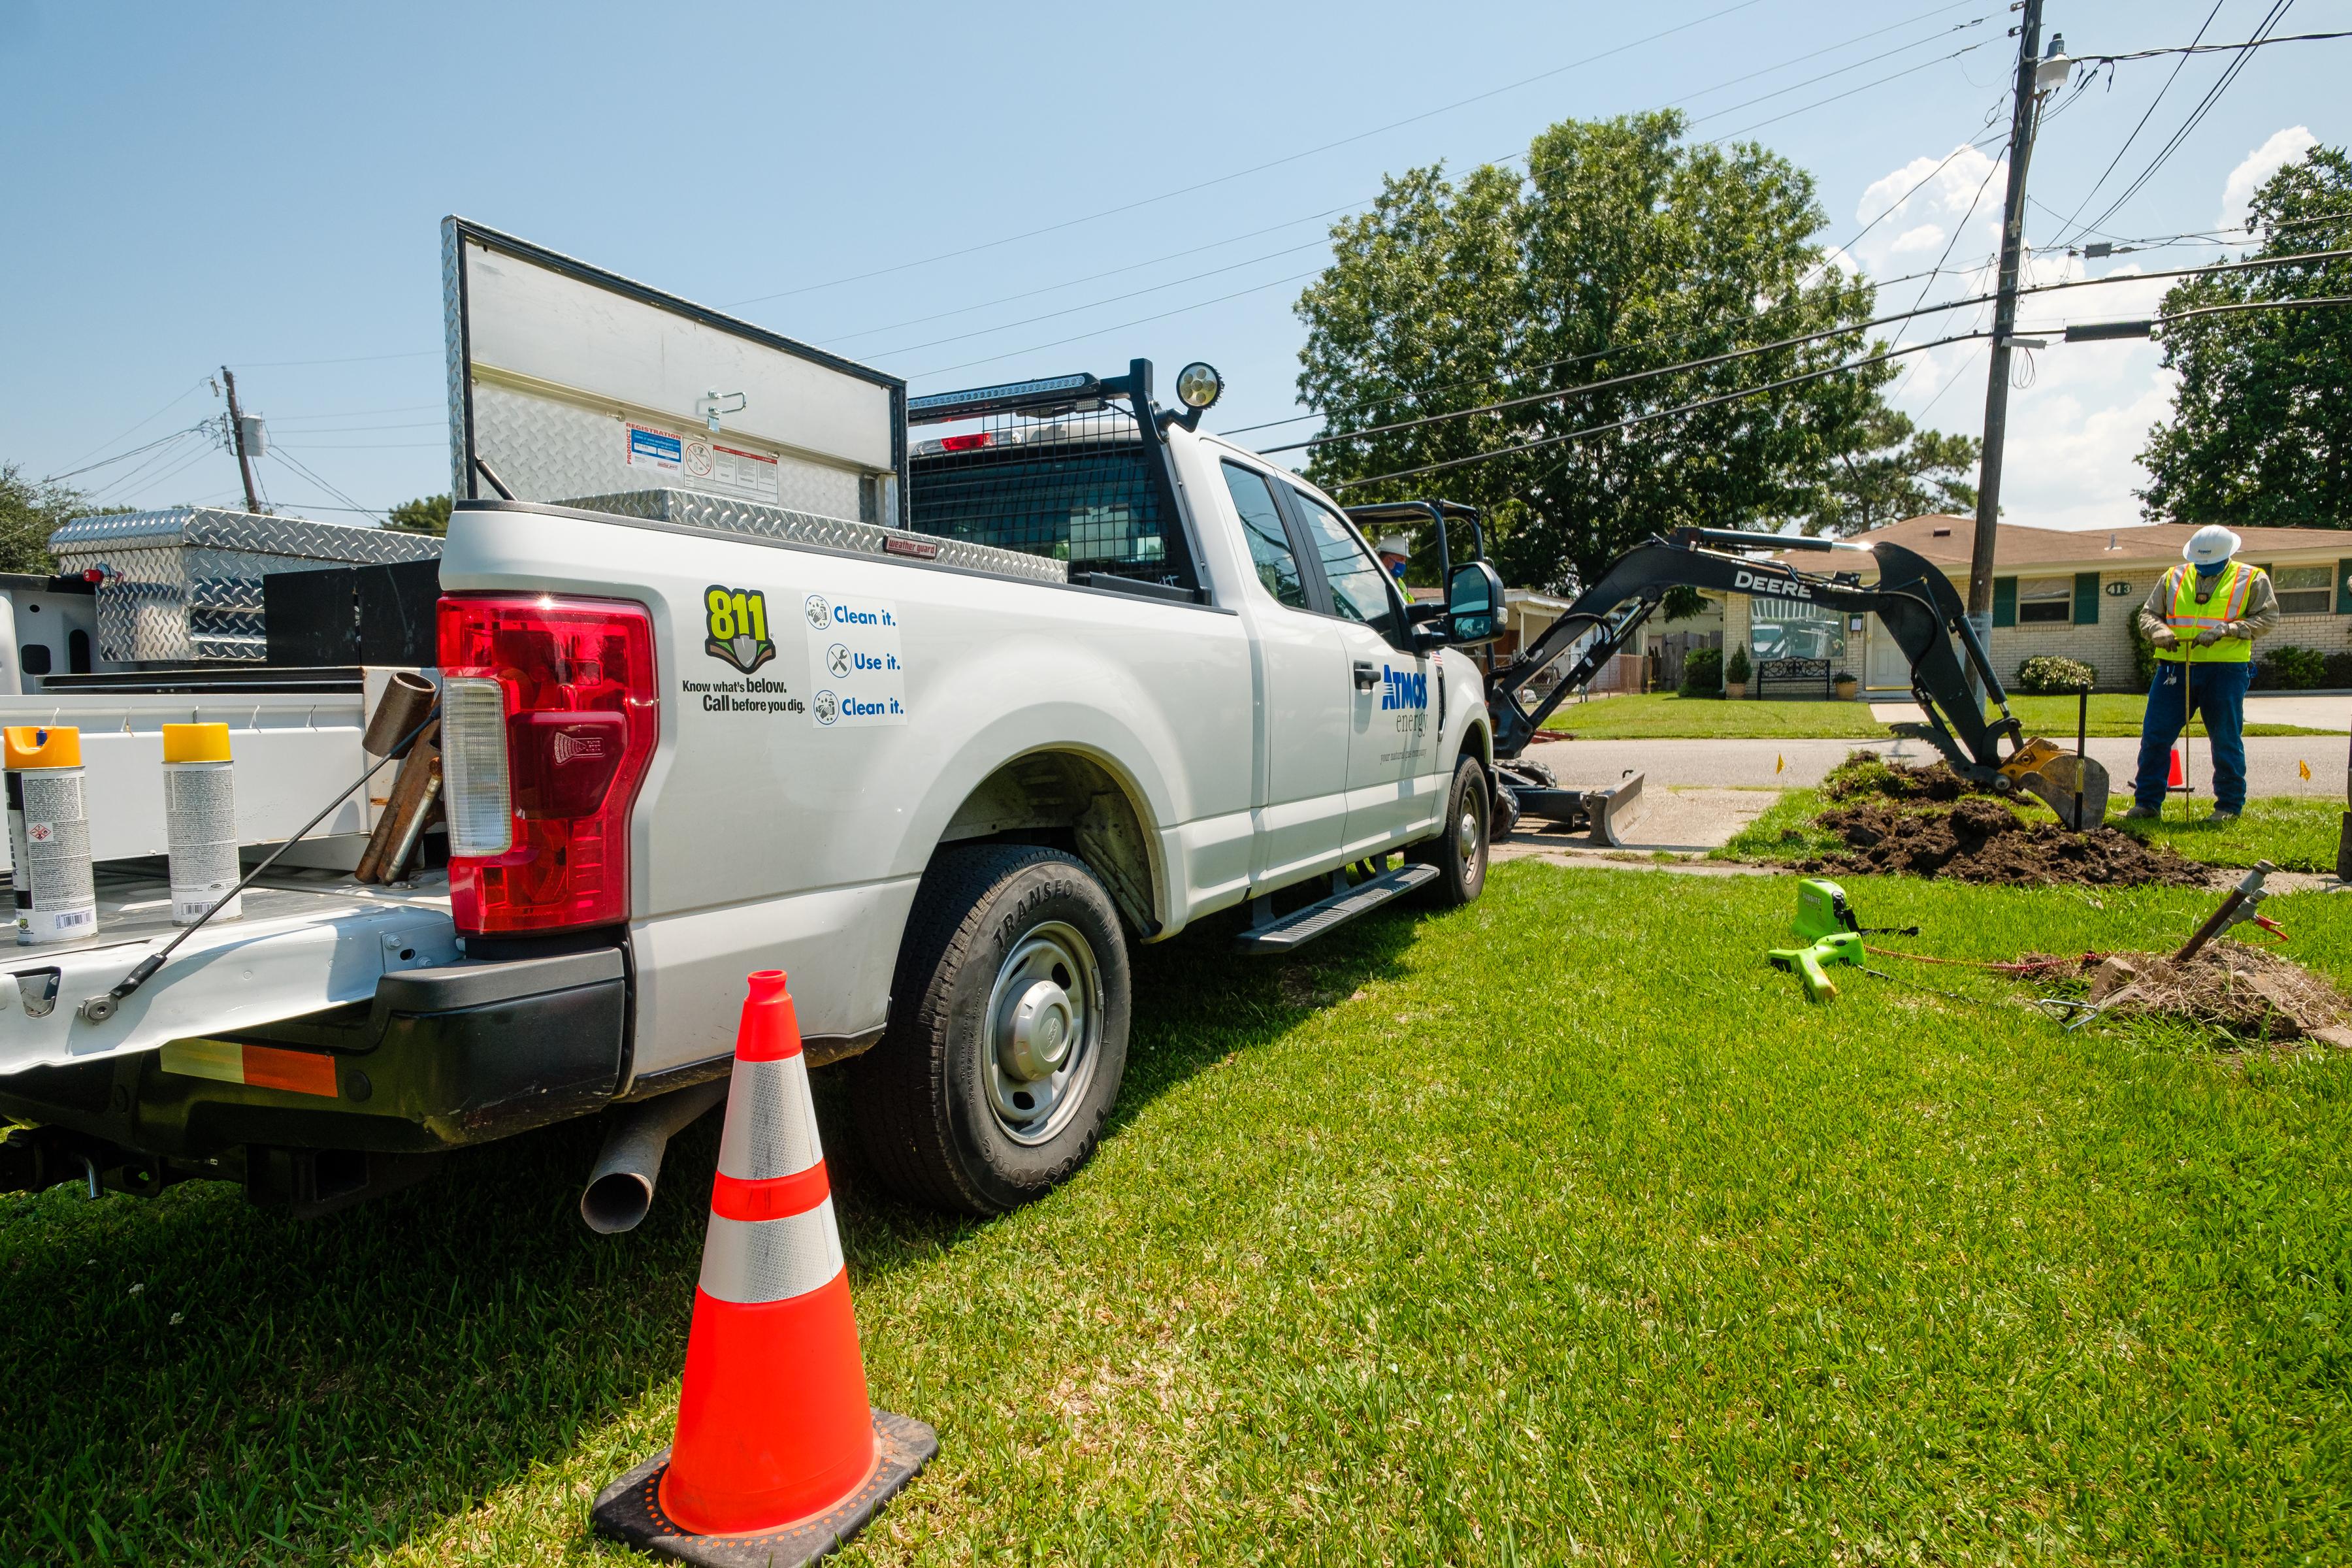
[558,489,1069,585]
[49,509,443,664]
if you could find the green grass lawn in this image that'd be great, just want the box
[2004,693,2335,740]
[1540,692,2332,741]
[1721,789,2347,875]
[1541,693,1892,740]
[9,868,2352,1563]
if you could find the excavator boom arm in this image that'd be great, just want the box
[1488,530,2023,782]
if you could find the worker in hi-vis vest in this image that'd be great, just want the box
[2125,524,2278,823]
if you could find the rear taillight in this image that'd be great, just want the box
[436,594,658,936]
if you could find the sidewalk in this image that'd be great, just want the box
[1526,731,2346,798]
[1870,694,2351,731]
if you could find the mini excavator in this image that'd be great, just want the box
[1345,506,2110,843]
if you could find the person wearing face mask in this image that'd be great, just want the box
[2125,524,2278,823]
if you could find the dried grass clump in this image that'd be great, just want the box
[2045,944,2352,1047]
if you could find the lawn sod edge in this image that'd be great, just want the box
[1718,785,2347,874]
[5,862,2349,1563]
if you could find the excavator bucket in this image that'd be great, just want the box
[2001,738,2110,830]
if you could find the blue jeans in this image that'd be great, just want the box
[2133,659,2251,812]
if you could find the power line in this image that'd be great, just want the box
[230,348,438,368]
[1326,331,1990,491]
[850,4,1989,365]
[2082,28,2352,64]
[1326,292,2352,495]
[904,268,1330,382]
[730,0,1781,309]
[1275,248,2351,457]
[39,423,210,484]
[1703,37,1997,144]
[2044,0,2225,252]
[49,379,210,474]
[267,449,383,524]
[2072,1,2295,244]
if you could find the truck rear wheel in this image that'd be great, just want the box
[849,844,1130,1216]
[1409,753,1490,907]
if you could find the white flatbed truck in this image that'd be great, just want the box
[0,222,1507,1220]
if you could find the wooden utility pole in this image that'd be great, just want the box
[221,365,263,515]
[1964,0,2048,642]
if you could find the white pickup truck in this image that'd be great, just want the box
[1,239,1510,1222]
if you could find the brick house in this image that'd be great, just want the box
[1714,514,2352,695]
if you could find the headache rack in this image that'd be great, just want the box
[905,360,1205,601]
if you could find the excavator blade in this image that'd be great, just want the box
[2007,745,2110,830]
[1588,771,1648,847]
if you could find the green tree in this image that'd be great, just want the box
[0,464,103,574]
[386,494,451,536]
[1801,406,1980,536]
[2138,144,2352,529]
[1296,110,1899,589]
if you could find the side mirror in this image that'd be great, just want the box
[1445,560,1505,647]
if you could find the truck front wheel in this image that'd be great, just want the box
[1408,753,1490,907]
[849,844,1130,1216]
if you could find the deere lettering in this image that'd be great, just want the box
[1732,569,1812,601]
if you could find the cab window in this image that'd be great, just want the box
[1290,489,1400,638]
[1220,463,1309,610]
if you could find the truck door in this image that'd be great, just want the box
[1283,485,1437,860]
[1219,463,1349,885]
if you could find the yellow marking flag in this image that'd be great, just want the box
[1776,754,1786,776]
[2300,759,2312,781]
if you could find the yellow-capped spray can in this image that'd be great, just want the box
[163,723,240,925]
[5,726,96,945]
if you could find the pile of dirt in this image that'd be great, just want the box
[1808,796,2209,887]
[2040,945,2352,1047]
[1820,753,1974,803]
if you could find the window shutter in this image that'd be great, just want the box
[2073,572,2100,625]
[2336,559,2352,615]
[1992,576,2017,628]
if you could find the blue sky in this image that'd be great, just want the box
[4,1,2343,532]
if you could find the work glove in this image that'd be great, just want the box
[2150,628,2180,650]
[2221,621,2247,639]
[2195,627,2221,647]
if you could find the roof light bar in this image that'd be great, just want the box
[906,372,1100,424]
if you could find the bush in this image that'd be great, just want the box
[2253,643,2328,690]
[1679,646,1723,697]
[2128,617,2158,688]
[2325,651,2352,688]
[2015,655,2095,694]
[1725,645,1752,685]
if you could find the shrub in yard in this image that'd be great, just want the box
[2255,644,2328,690]
[2327,651,2352,688]
[2016,655,2095,694]
[1679,645,1723,697]
[2128,618,2157,688]
[1725,645,1752,685]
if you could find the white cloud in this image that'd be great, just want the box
[2218,126,2317,233]
[1888,223,1945,255]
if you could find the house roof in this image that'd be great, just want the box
[1837,514,2352,573]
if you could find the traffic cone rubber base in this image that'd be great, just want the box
[592,1409,937,1568]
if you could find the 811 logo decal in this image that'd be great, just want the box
[704,585,776,674]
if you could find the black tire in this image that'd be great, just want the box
[849,844,1131,1215]
[1408,753,1491,907]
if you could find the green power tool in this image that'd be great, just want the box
[1767,878,1869,1002]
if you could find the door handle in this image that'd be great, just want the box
[1352,661,1378,691]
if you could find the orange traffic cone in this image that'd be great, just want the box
[2168,746,2186,789]
[593,971,934,1567]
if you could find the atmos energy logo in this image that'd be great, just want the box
[1380,666,1428,710]
[704,584,776,674]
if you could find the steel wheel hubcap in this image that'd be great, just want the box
[1457,805,1481,861]
[984,921,1101,1145]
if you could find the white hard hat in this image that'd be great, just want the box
[2185,524,2242,566]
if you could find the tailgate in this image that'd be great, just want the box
[0,870,459,1077]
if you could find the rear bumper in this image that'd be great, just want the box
[0,945,630,1162]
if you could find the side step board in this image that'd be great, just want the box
[1233,863,1439,954]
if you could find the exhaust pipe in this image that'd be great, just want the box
[580,1076,730,1234]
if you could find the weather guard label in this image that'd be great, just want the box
[803,593,907,728]
[626,423,685,473]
